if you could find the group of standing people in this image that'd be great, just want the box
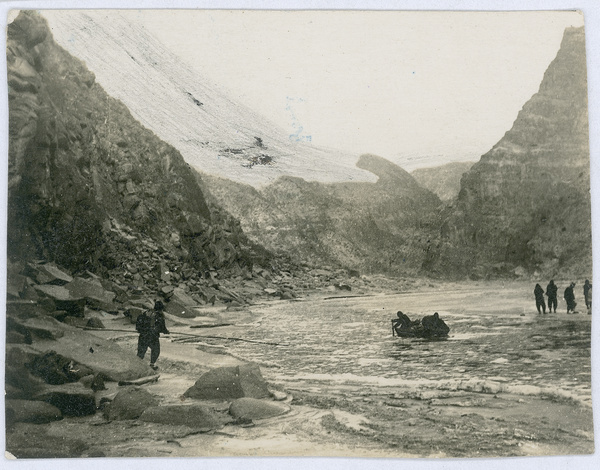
[533,279,592,315]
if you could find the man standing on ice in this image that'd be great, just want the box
[546,280,558,313]
[564,283,577,314]
[136,300,170,370]
[534,283,546,314]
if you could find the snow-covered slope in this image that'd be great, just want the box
[43,10,375,186]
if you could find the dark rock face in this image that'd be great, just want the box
[427,27,590,279]
[200,154,442,275]
[6,10,256,280]
[183,363,270,400]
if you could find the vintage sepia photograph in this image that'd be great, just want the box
[2,1,598,466]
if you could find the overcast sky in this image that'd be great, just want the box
[130,9,585,169]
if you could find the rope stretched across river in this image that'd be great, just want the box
[82,327,286,346]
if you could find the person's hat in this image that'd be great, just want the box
[154,300,165,311]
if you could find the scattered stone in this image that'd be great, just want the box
[184,363,270,400]
[33,284,86,316]
[63,316,88,328]
[171,287,198,307]
[12,316,65,340]
[269,390,288,401]
[30,263,73,285]
[7,273,27,299]
[86,317,105,329]
[65,276,117,312]
[164,298,197,318]
[6,317,33,344]
[104,387,159,421]
[279,291,295,300]
[229,398,290,420]
[161,285,175,297]
[335,283,352,291]
[80,373,107,391]
[125,306,146,324]
[118,374,160,386]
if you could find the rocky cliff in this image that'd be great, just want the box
[426,27,591,279]
[200,154,442,275]
[7,10,260,281]
[412,161,475,202]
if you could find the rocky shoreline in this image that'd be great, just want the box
[5,256,417,458]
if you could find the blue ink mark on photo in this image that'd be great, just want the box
[286,97,312,143]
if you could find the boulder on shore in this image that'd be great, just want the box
[6,399,63,426]
[104,387,158,421]
[139,404,227,429]
[33,382,97,416]
[183,363,270,400]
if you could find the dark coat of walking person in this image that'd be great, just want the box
[534,284,546,314]
[136,300,170,369]
[546,280,558,313]
[583,280,592,312]
[564,283,577,314]
[587,286,592,315]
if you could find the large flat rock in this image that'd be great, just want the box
[6,399,63,424]
[28,325,154,382]
[139,404,228,429]
[229,397,290,420]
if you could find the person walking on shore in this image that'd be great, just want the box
[564,283,577,314]
[583,280,592,313]
[546,280,558,313]
[534,284,546,314]
[136,300,170,370]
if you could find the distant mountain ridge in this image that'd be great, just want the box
[42,10,375,187]
[199,153,442,275]
[412,161,475,201]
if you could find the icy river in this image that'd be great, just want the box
[226,283,592,407]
